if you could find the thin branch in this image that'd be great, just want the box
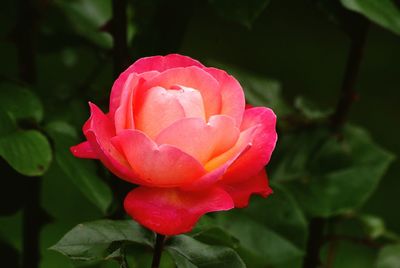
[303,218,326,268]
[111,0,129,78]
[303,16,369,268]
[324,234,383,249]
[330,19,369,133]
[15,0,37,84]
[16,0,42,267]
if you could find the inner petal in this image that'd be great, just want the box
[167,85,206,119]
[155,115,239,165]
[143,66,222,119]
[134,86,186,139]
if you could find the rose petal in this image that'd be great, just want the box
[168,85,206,119]
[134,86,187,138]
[109,70,159,118]
[155,115,239,164]
[204,124,259,172]
[144,66,222,118]
[127,54,204,74]
[83,103,142,185]
[181,125,258,190]
[70,141,98,159]
[204,67,245,126]
[110,54,203,117]
[223,107,278,183]
[220,169,273,208]
[111,130,206,187]
[124,186,234,235]
[114,74,142,134]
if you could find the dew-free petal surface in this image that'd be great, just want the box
[128,54,204,74]
[155,115,239,164]
[124,186,234,235]
[134,86,187,138]
[82,103,142,184]
[204,67,245,126]
[112,130,206,187]
[70,141,97,159]
[223,107,277,183]
[144,66,222,118]
[220,169,272,208]
[109,70,159,118]
[114,74,140,134]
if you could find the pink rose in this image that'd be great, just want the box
[71,54,277,235]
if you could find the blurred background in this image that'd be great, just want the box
[0,0,399,267]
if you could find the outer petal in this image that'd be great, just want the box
[110,54,203,117]
[124,186,234,235]
[83,103,142,184]
[114,74,141,134]
[182,125,259,191]
[155,115,239,164]
[109,70,159,119]
[127,54,204,74]
[143,66,222,118]
[111,130,206,187]
[70,141,98,159]
[223,107,277,183]
[204,124,258,172]
[219,169,273,208]
[204,67,245,126]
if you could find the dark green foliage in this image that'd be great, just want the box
[340,0,400,35]
[209,0,272,28]
[1,0,399,267]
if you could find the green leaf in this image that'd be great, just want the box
[216,211,304,267]
[50,219,155,261]
[0,130,52,176]
[0,82,43,122]
[294,96,333,121]
[191,226,240,249]
[0,83,50,176]
[340,0,400,35]
[0,210,22,251]
[54,0,113,49]
[41,158,104,221]
[166,235,246,268]
[45,121,113,214]
[241,76,290,116]
[279,125,395,217]
[376,243,400,268]
[359,214,386,239]
[209,0,271,28]
[0,106,16,136]
[242,183,308,249]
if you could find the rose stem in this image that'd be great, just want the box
[111,0,129,77]
[302,16,369,268]
[15,0,42,267]
[109,0,132,220]
[330,20,369,133]
[151,234,166,268]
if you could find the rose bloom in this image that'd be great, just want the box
[71,54,277,235]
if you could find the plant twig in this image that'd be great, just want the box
[324,234,383,249]
[303,217,326,268]
[16,0,42,267]
[330,19,369,133]
[111,0,129,78]
[303,16,369,268]
[151,234,166,268]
